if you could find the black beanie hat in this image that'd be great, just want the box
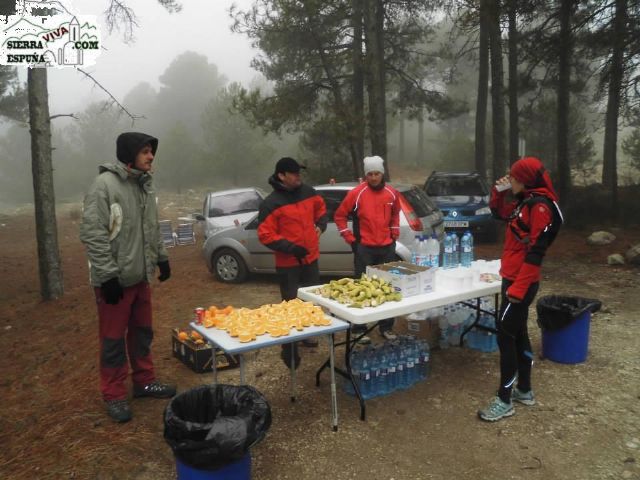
[116,132,158,165]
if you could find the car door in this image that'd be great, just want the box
[316,189,354,275]
[244,214,276,272]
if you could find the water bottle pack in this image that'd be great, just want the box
[344,336,431,399]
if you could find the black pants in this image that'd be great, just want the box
[276,260,320,301]
[496,278,539,403]
[352,243,396,334]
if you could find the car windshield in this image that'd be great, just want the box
[400,187,435,217]
[426,177,487,196]
[209,191,263,217]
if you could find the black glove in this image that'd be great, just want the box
[101,277,123,305]
[158,260,171,282]
[290,244,309,259]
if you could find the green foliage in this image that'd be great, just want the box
[0,66,28,123]
[202,83,277,188]
[622,129,640,171]
[520,95,597,180]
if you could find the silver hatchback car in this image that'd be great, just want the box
[202,183,445,283]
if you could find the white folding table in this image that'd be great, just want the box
[297,269,502,420]
[191,316,349,431]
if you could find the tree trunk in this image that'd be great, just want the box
[507,0,519,164]
[399,114,405,163]
[27,67,63,300]
[416,113,424,166]
[556,0,573,201]
[351,0,365,178]
[602,0,627,215]
[364,0,388,179]
[488,0,506,180]
[475,0,490,177]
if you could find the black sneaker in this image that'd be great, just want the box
[280,343,301,370]
[105,399,132,423]
[133,381,177,399]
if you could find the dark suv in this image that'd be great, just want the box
[423,171,497,242]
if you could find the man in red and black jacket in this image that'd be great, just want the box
[334,155,401,343]
[478,156,563,422]
[258,157,327,368]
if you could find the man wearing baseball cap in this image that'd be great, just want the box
[258,157,328,368]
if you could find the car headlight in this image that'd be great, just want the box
[475,206,491,215]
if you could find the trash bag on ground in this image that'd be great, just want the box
[536,295,602,332]
[164,384,271,470]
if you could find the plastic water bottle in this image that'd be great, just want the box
[460,230,474,267]
[438,307,450,349]
[452,233,460,266]
[417,340,431,380]
[411,235,421,264]
[417,236,430,267]
[428,234,440,268]
[386,345,399,393]
[396,343,407,390]
[443,233,454,269]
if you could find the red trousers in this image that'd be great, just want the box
[94,282,156,401]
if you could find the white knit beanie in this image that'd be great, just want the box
[363,155,385,175]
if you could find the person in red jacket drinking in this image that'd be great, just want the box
[258,157,328,368]
[478,156,563,422]
[334,156,401,343]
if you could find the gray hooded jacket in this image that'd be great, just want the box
[79,133,168,287]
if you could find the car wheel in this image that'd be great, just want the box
[212,248,248,283]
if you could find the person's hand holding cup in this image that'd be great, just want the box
[495,175,511,192]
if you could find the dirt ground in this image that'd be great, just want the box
[1,197,639,480]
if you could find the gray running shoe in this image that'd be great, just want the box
[478,397,515,422]
[512,387,536,406]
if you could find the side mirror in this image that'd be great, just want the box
[194,213,205,222]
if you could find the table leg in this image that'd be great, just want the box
[239,354,246,385]
[212,349,218,386]
[345,327,366,421]
[290,342,297,403]
[328,333,338,431]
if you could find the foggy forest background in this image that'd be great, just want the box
[1,0,639,226]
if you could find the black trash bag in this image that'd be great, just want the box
[164,384,271,471]
[536,295,602,332]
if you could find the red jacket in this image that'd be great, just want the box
[334,182,401,247]
[490,186,561,300]
[258,176,327,268]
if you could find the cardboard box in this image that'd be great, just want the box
[366,261,435,297]
[395,315,441,348]
[172,329,239,373]
[386,261,435,294]
[366,263,421,297]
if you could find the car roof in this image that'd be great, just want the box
[428,171,483,178]
[208,187,263,197]
[314,182,418,192]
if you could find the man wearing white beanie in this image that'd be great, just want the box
[334,155,400,343]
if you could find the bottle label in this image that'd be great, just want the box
[397,364,404,371]
[388,366,396,374]
[361,372,370,381]
[407,361,414,368]
[373,369,380,378]
[381,369,388,377]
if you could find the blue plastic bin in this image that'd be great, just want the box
[541,310,591,364]
[176,454,251,480]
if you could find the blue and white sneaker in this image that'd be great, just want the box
[478,397,515,422]
[512,387,536,406]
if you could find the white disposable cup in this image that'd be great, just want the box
[495,182,511,192]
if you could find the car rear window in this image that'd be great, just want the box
[209,191,263,217]
[400,187,436,217]
[316,189,348,221]
[425,177,488,196]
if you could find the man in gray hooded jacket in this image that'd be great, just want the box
[80,132,176,423]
